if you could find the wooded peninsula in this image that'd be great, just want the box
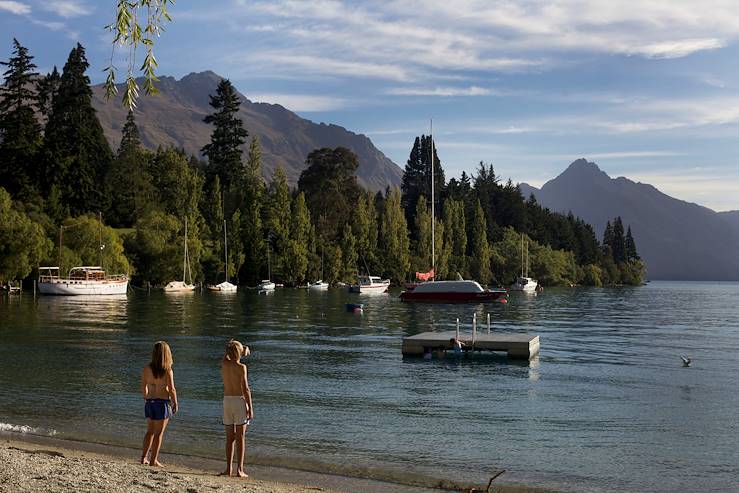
[0,40,645,288]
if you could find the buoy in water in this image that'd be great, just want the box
[499,298,508,304]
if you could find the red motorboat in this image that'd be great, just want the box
[399,280,508,303]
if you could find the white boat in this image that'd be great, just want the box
[510,234,538,292]
[208,280,237,292]
[38,266,128,295]
[349,275,390,294]
[257,280,275,291]
[208,219,237,292]
[400,279,507,303]
[164,217,196,293]
[257,242,276,291]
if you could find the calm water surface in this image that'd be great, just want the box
[1,282,738,492]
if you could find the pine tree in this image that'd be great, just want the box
[42,43,113,215]
[238,136,266,283]
[283,192,311,284]
[201,79,248,198]
[400,135,445,235]
[612,217,626,263]
[37,66,60,125]
[106,111,153,226]
[625,226,639,260]
[602,220,613,256]
[353,191,378,272]
[340,223,358,283]
[265,167,291,277]
[412,195,432,273]
[0,39,42,197]
[379,188,410,283]
[470,199,491,284]
[443,198,467,277]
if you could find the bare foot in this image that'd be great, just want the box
[235,470,249,479]
[151,460,165,467]
[218,470,231,477]
[140,457,149,465]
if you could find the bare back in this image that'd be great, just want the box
[221,360,248,397]
[141,365,172,399]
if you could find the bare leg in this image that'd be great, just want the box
[141,419,155,464]
[235,424,248,478]
[149,419,168,467]
[220,425,235,476]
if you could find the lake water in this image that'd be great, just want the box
[1,282,738,492]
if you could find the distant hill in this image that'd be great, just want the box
[91,71,402,191]
[718,210,739,230]
[519,159,739,281]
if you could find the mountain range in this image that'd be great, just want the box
[91,71,402,191]
[519,159,739,281]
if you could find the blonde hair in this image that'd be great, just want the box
[149,341,173,379]
[224,339,243,362]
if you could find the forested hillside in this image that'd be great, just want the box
[0,40,643,288]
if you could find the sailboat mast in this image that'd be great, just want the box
[98,211,103,268]
[430,119,435,280]
[521,235,524,278]
[182,217,187,283]
[223,219,228,282]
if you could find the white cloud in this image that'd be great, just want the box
[386,86,493,97]
[43,1,92,18]
[239,53,411,81]
[636,38,724,58]
[232,0,739,85]
[0,1,30,14]
[248,93,348,112]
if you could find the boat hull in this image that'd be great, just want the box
[38,279,128,296]
[400,290,507,303]
[164,282,197,293]
[349,284,389,294]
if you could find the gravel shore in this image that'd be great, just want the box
[0,439,337,493]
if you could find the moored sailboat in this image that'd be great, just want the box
[510,234,538,292]
[208,219,237,292]
[164,217,196,292]
[257,243,275,290]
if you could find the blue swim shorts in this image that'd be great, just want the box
[144,398,172,420]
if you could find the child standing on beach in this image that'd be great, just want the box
[220,340,253,478]
[140,341,178,466]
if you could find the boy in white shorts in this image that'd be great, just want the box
[220,340,253,478]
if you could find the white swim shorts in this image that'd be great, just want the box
[223,396,249,426]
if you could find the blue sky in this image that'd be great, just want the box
[2,0,739,211]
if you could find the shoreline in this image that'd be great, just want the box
[1,431,559,493]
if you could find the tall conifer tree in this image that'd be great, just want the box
[625,226,639,261]
[37,66,60,125]
[401,135,445,236]
[106,111,153,226]
[43,43,112,215]
[470,199,491,284]
[201,79,248,200]
[266,167,291,277]
[379,188,410,283]
[0,39,42,196]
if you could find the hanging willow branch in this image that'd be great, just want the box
[104,0,174,110]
